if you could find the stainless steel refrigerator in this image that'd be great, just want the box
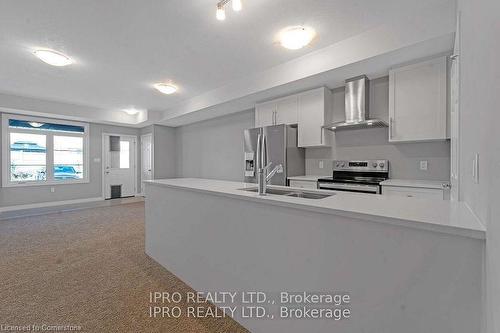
[244,124,305,185]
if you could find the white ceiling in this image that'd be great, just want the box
[0,0,455,125]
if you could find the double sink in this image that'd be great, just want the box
[239,187,333,199]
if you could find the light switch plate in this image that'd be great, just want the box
[319,160,324,169]
[420,160,428,171]
[93,157,101,163]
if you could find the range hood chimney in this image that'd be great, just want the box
[323,75,387,131]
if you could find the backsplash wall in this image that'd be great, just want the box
[306,77,450,180]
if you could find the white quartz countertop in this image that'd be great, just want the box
[287,175,325,181]
[145,178,485,240]
[380,179,450,189]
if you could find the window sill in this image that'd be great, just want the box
[2,179,90,188]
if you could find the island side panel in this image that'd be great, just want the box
[145,183,483,333]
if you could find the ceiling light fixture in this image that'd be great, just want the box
[216,4,226,20]
[33,49,73,66]
[278,26,316,50]
[216,0,242,20]
[123,108,141,115]
[154,82,178,95]
[232,0,242,11]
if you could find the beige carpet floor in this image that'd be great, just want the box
[0,202,249,333]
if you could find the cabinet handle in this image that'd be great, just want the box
[389,118,393,138]
[273,110,277,125]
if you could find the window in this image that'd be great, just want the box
[53,136,84,180]
[2,114,89,187]
[10,133,47,181]
[119,141,130,169]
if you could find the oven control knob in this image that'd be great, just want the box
[379,162,385,168]
[340,162,346,168]
[372,162,378,168]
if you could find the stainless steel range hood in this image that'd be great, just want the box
[323,75,387,131]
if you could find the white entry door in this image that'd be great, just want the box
[140,133,153,195]
[103,134,136,199]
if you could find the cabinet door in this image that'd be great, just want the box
[276,95,298,125]
[289,180,317,189]
[298,88,330,147]
[255,101,276,127]
[382,186,444,200]
[389,56,447,142]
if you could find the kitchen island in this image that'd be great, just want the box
[145,178,484,333]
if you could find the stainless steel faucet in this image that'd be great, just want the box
[256,132,283,195]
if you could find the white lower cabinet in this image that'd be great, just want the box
[382,186,446,200]
[289,180,318,189]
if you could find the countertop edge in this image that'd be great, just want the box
[145,180,485,240]
[287,175,324,181]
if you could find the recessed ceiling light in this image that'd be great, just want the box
[278,26,316,50]
[123,108,141,115]
[33,49,73,66]
[154,83,178,95]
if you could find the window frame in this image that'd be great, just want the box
[2,114,90,187]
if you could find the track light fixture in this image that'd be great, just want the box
[216,0,242,21]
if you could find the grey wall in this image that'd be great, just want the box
[175,110,254,181]
[0,113,140,207]
[306,77,450,180]
[152,124,177,179]
[456,1,500,332]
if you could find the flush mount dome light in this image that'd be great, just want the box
[33,49,73,66]
[279,26,316,50]
[154,83,178,95]
[123,108,141,115]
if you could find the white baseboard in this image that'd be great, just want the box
[0,197,103,213]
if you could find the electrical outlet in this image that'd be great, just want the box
[50,187,55,193]
[420,160,428,171]
[319,160,324,169]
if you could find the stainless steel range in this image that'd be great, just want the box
[318,160,389,194]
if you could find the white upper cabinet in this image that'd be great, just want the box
[389,56,448,142]
[297,87,332,147]
[255,95,298,127]
[255,87,332,147]
[275,95,298,125]
[255,100,276,127]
